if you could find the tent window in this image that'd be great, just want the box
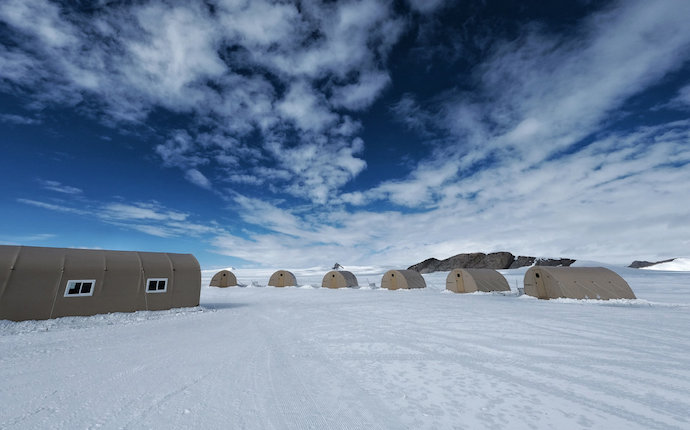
[146,278,168,293]
[64,280,96,297]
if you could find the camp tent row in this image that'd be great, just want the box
[209,269,361,288]
[0,245,201,322]
[209,269,422,289]
[1,243,635,322]
[209,266,635,300]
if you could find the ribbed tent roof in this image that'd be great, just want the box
[268,270,297,287]
[380,270,426,290]
[445,268,510,293]
[0,245,201,321]
[322,270,358,288]
[210,270,238,287]
[523,266,635,300]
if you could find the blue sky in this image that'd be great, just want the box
[1,0,689,268]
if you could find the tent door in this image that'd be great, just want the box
[534,271,548,299]
[454,273,465,293]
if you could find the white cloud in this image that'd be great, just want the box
[0,113,40,125]
[0,0,77,48]
[359,0,690,210]
[390,94,435,136]
[228,0,690,266]
[39,180,83,195]
[101,202,188,222]
[5,0,690,267]
[276,81,338,133]
[17,198,88,215]
[671,84,690,108]
[209,120,690,266]
[123,3,226,106]
[185,169,212,189]
[18,196,226,240]
[330,71,391,111]
[0,0,405,204]
[406,0,447,14]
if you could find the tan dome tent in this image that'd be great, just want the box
[446,269,510,293]
[209,270,238,287]
[0,245,201,322]
[380,270,426,290]
[268,270,297,287]
[523,266,636,300]
[322,270,358,289]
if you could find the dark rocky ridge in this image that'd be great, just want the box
[628,258,676,269]
[407,252,575,274]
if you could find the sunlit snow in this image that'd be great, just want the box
[1,264,689,429]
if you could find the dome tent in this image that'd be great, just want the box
[268,270,297,287]
[446,268,510,293]
[322,270,358,288]
[523,266,636,300]
[209,270,238,287]
[380,270,426,290]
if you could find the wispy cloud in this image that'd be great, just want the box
[4,1,690,267]
[184,169,212,190]
[0,113,40,125]
[0,0,404,200]
[18,197,224,240]
[373,0,690,209]
[0,233,56,245]
[39,180,83,195]
[215,1,690,266]
[17,198,88,215]
[405,0,448,15]
[670,85,690,109]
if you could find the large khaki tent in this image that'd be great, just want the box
[446,269,510,293]
[0,245,201,321]
[523,266,636,300]
[322,270,358,289]
[380,270,426,290]
[268,270,297,287]
[209,270,237,287]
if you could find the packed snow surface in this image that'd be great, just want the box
[2,265,690,429]
[640,257,690,272]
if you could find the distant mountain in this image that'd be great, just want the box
[407,252,575,274]
[629,258,676,269]
[637,258,690,271]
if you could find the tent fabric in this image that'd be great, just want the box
[523,266,636,300]
[0,245,201,321]
[268,270,297,287]
[210,270,238,287]
[322,270,358,289]
[380,270,426,290]
[445,269,510,293]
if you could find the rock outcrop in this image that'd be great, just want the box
[408,252,575,273]
[629,258,675,269]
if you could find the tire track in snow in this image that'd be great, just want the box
[249,311,400,430]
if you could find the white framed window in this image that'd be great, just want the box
[64,280,96,297]
[146,278,168,293]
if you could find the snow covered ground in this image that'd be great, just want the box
[2,264,690,429]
